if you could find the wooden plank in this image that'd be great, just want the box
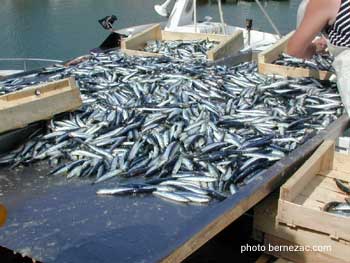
[122,49,163,58]
[258,31,294,64]
[320,141,334,173]
[0,79,69,104]
[300,174,346,198]
[121,24,162,50]
[294,187,344,206]
[279,141,335,202]
[254,195,350,262]
[308,174,344,192]
[333,152,350,173]
[161,30,229,42]
[0,78,82,134]
[292,196,323,210]
[319,169,350,182]
[277,200,350,241]
[276,140,350,243]
[258,63,333,80]
[207,30,243,61]
[295,192,343,208]
[256,198,350,246]
[294,178,348,206]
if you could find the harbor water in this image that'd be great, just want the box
[0,0,301,69]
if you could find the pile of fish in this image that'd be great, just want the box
[274,53,335,72]
[143,39,218,61]
[323,179,350,217]
[0,51,344,205]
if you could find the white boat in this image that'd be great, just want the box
[0,58,63,77]
[1,0,281,74]
[116,0,280,52]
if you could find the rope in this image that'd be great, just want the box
[254,0,281,38]
[194,0,197,33]
[217,0,226,35]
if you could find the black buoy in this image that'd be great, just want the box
[246,19,253,45]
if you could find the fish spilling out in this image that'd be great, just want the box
[323,178,350,216]
[143,39,219,61]
[0,50,344,205]
[274,53,335,72]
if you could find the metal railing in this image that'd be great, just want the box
[0,58,63,71]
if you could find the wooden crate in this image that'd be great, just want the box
[258,31,333,80]
[277,140,350,242]
[121,24,244,61]
[0,77,82,134]
[254,192,350,263]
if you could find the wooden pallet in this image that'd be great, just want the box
[258,31,333,80]
[254,192,350,263]
[121,24,244,61]
[0,77,82,134]
[277,140,350,242]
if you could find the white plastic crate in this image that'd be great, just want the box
[336,129,350,154]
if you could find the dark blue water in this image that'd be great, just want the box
[0,0,301,69]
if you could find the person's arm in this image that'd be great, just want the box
[286,0,338,59]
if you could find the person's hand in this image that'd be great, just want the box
[313,37,328,54]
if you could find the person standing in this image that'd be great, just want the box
[286,0,350,115]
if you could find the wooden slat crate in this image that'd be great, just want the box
[121,24,244,61]
[0,77,82,134]
[277,140,350,242]
[258,31,333,80]
[254,192,350,263]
